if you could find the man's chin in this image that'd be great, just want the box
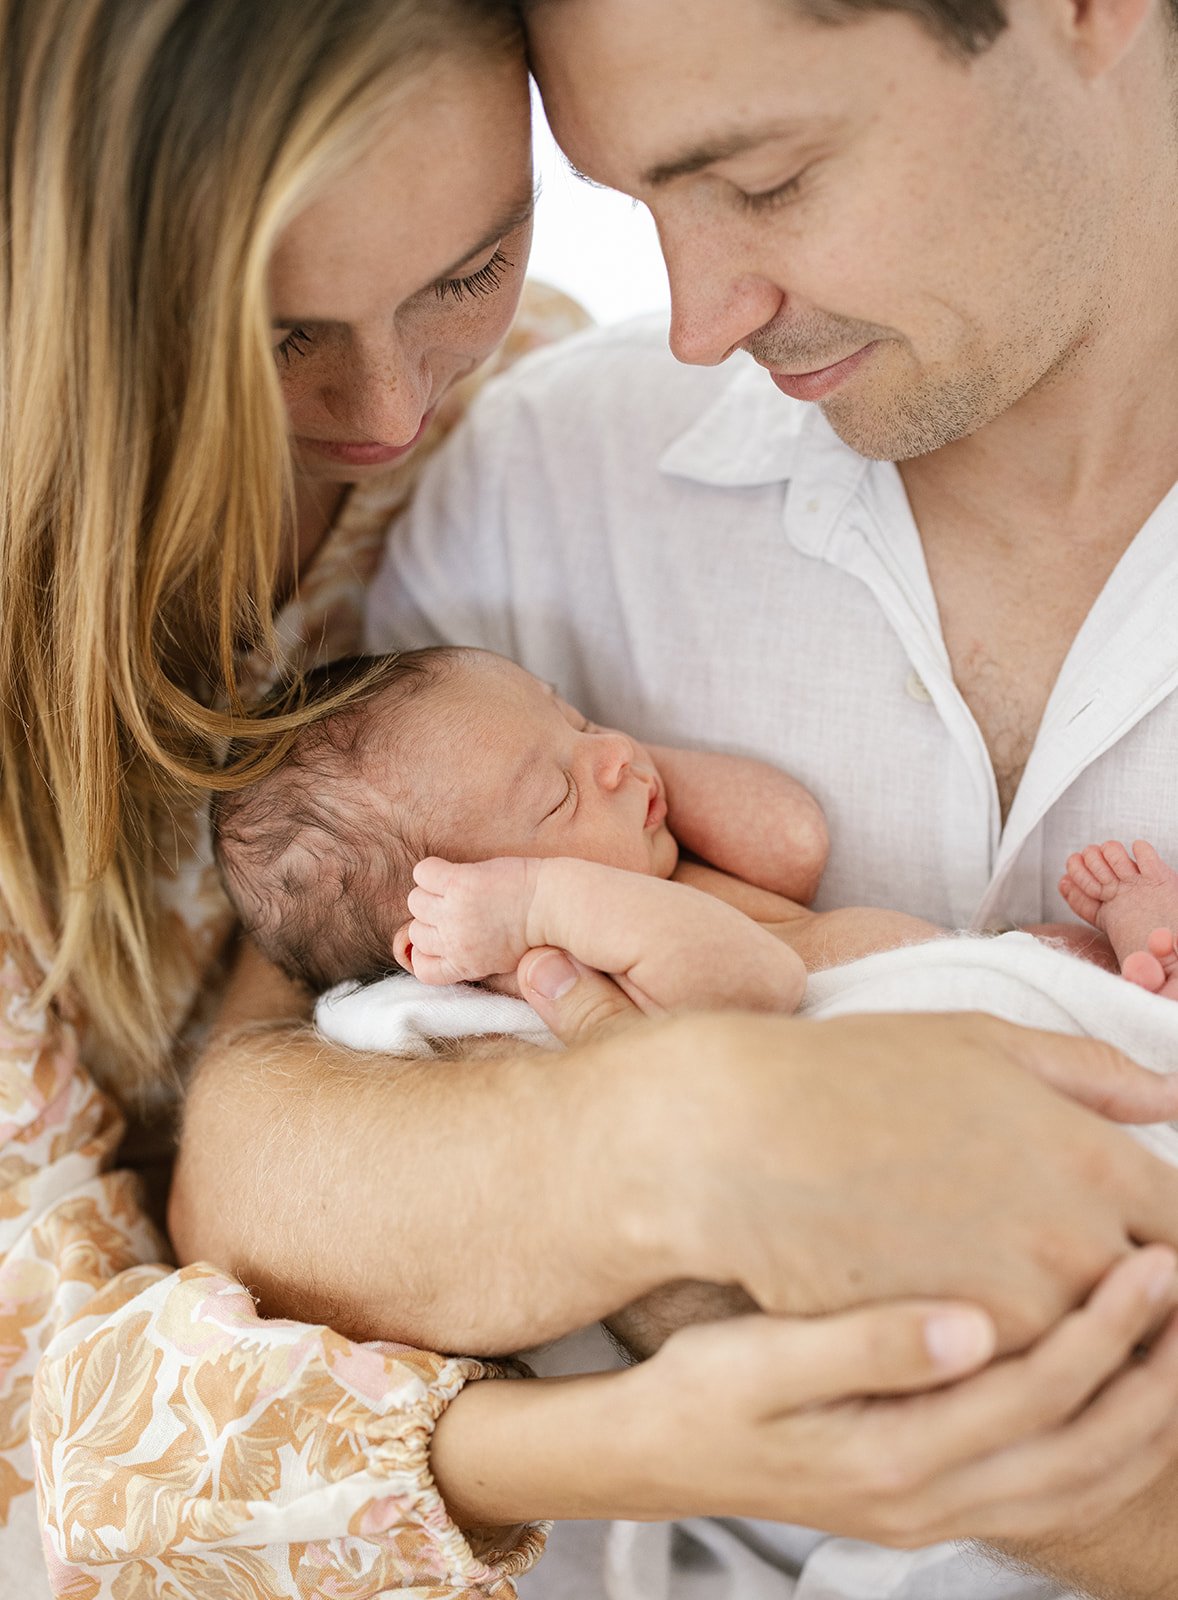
[818,391,987,464]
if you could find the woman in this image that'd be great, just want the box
[4,1,1178,1595]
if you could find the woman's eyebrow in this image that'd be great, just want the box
[435,183,540,280]
[271,184,541,328]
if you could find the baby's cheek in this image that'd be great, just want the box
[656,827,680,880]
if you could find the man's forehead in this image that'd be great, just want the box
[528,0,875,188]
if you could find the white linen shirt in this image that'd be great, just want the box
[366,316,1176,1596]
[366,316,1178,933]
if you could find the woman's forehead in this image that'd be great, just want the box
[268,51,533,324]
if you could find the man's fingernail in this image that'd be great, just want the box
[524,951,578,1000]
[924,1310,994,1369]
[1146,1256,1178,1304]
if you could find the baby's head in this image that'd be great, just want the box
[214,646,678,991]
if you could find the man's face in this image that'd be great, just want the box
[528,0,1114,460]
[372,654,680,880]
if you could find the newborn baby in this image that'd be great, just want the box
[214,646,930,1012]
[214,646,1178,1011]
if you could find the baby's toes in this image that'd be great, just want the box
[1146,927,1178,963]
[1122,949,1168,993]
[1078,843,1122,891]
[1059,873,1101,926]
[1065,851,1107,901]
[1132,840,1173,885]
[1098,840,1139,883]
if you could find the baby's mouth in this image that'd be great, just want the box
[645,779,667,830]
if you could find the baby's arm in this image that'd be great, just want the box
[649,745,828,905]
[402,856,806,1016]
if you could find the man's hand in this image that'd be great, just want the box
[673,1012,1178,1350]
[434,1251,1178,1547]
[519,957,1178,1352]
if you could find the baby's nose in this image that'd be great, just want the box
[591,732,636,789]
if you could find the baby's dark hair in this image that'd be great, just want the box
[212,647,463,992]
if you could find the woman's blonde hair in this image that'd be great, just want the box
[0,0,521,1095]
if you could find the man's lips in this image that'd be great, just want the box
[768,343,876,402]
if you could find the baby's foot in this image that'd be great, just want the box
[1059,840,1178,1000]
[1122,928,1178,999]
[404,856,541,986]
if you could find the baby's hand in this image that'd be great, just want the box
[404,856,542,986]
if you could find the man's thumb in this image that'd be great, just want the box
[518,948,641,1046]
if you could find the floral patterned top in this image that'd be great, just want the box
[0,285,590,1599]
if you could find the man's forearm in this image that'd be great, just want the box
[170,1018,679,1352]
[992,1459,1178,1599]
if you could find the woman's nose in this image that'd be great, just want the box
[320,340,431,445]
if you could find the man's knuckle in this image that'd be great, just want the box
[859,1314,918,1376]
[845,1437,920,1502]
[870,1496,930,1547]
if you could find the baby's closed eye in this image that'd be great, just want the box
[545,773,578,820]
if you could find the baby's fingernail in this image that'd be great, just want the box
[523,951,578,1000]
[924,1310,994,1370]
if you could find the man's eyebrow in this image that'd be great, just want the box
[641,122,815,189]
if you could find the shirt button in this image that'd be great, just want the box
[905,669,933,703]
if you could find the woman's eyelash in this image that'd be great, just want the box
[436,249,513,304]
[738,171,807,214]
[275,325,315,364]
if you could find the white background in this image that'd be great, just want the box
[528,87,671,326]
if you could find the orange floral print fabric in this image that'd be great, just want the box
[0,285,591,1598]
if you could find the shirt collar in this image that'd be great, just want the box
[657,354,875,555]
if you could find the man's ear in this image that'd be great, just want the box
[1062,0,1157,78]
[392,922,416,975]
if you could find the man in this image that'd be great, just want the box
[364,0,1178,1591]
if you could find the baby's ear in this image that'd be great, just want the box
[392,922,416,975]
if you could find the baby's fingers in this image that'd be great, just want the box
[406,884,446,925]
[412,856,459,893]
[401,921,455,986]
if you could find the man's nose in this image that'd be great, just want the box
[659,215,784,368]
[320,338,431,444]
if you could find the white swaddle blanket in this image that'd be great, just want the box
[315,933,1178,1600]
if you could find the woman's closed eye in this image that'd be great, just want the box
[435,248,514,304]
[274,324,317,364]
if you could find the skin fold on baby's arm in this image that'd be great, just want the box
[403,854,807,1015]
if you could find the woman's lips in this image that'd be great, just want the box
[769,343,876,402]
[297,409,434,468]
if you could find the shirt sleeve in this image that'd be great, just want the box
[0,942,544,1597]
